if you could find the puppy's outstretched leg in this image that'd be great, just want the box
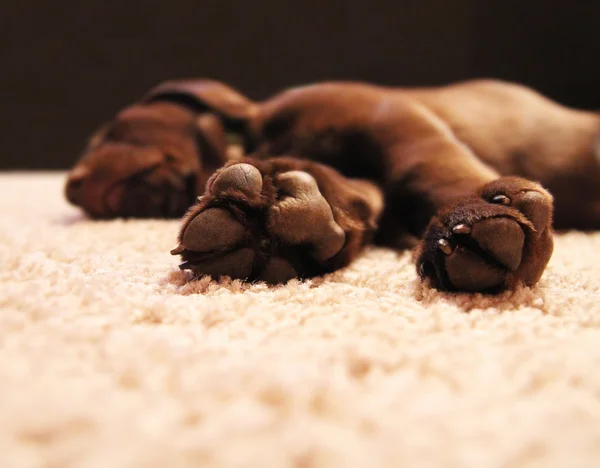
[378,109,554,293]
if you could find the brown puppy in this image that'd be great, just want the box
[67,79,600,292]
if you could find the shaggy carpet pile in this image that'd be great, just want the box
[1,172,599,468]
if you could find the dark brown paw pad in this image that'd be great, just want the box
[209,163,263,199]
[178,207,247,253]
[268,171,345,262]
[436,217,525,291]
[170,207,254,280]
[257,257,298,284]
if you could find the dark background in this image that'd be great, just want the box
[2,0,599,169]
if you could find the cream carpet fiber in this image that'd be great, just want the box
[1,172,600,468]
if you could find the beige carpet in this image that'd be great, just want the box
[1,172,600,468]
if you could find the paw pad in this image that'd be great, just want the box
[210,163,263,198]
[181,207,246,253]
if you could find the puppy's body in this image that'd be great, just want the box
[248,80,600,230]
[67,79,600,292]
[407,81,600,229]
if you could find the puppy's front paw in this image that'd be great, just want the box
[171,160,365,283]
[417,177,554,292]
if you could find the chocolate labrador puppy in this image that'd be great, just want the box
[66,79,600,292]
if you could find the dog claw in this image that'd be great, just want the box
[438,238,453,255]
[170,245,186,255]
[418,261,433,278]
[452,224,471,235]
[491,194,511,205]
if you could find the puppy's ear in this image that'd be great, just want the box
[85,122,114,151]
[142,79,257,129]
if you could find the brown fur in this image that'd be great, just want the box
[66,78,600,291]
[246,80,600,229]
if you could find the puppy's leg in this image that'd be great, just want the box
[171,157,383,283]
[386,135,554,292]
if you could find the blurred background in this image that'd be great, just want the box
[2,0,599,169]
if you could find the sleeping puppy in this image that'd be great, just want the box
[67,79,600,292]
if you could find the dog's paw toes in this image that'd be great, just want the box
[443,245,507,291]
[172,205,254,280]
[429,217,525,291]
[179,207,246,253]
[468,217,525,270]
[418,177,554,292]
[268,171,346,262]
[481,177,554,234]
[209,163,263,199]
[257,256,299,284]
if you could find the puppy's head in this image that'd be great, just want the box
[65,103,227,218]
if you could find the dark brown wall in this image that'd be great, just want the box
[1,0,598,169]
[473,0,600,108]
